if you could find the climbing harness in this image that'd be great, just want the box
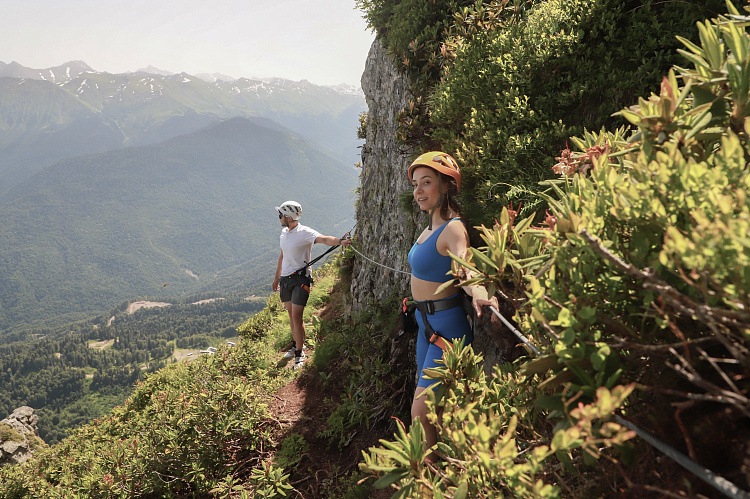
[402,293,472,352]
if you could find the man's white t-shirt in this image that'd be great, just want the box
[280,224,320,277]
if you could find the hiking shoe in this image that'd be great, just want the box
[283,345,296,359]
[293,351,307,370]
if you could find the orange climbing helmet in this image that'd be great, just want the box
[408,151,461,192]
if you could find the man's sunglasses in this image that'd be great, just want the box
[278,212,284,219]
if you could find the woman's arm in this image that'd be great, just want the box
[441,221,498,317]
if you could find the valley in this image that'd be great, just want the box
[0,61,363,446]
[0,291,270,444]
[0,61,363,340]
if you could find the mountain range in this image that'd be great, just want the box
[0,61,364,198]
[0,61,363,338]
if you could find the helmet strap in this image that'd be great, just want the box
[427,176,446,231]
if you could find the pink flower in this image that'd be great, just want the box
[553,144,579,176]
[543,210,557,231]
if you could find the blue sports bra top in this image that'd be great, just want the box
[408,219,462,283]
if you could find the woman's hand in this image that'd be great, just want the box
[471,294,499,319]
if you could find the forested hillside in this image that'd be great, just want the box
[0,117,357,337]
[0,292,266,444]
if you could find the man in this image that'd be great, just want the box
[272,200,351,370]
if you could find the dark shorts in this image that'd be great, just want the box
[279,274,311,306]
[415,298,473,389]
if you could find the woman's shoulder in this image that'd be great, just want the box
[445,217,467,232]
[437,218,468,245]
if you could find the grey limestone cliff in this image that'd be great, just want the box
[352,37,419,312]
[353,37,525,371]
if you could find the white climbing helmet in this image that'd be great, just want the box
[275,200,302,221]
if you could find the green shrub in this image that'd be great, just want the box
[0,422,24,443]
[356,0,477,88]
[248,461,294,499]
[428,0,726,230]
[312,330,347,368]
[275,433,309,469]
[360,2,750,496]
[0,337,285,497]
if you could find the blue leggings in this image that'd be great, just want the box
[415,299,473,389]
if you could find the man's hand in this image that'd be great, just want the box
[272,278,280,291]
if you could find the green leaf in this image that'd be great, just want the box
[538,369,575,392]
[448,251,479,273]
[469,248,500,271]
[454,481,469,499]
[676,49,710,70]
[685,110,713,141]
[676,35,704,56]
[373,471,408,489]
[522,355,560,376]
[566,361,595,387]
[535,395,565,412]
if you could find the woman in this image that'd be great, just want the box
[407,151,498,459]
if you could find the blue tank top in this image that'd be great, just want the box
[408,219,461,283]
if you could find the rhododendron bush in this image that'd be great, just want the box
[362,3,750,496]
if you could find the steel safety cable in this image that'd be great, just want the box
[614,415,750,499]
[507,311,749,498]
[347,245,411,276]
[488,306,540,355]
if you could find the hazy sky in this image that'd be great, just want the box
[2,0,376,86]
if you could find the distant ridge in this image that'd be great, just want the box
[195,72,238,83]
[0,116,358,336]
[135,65,175,76]
[0,60,363,95]
[0,60,365,197]
[0,60,94,83]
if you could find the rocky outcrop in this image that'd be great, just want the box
[0,406,45,467]
[352,36,419,312]
[354,37,526,371]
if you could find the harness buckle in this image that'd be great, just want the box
[429,333,449,351]
[425,300,435,315]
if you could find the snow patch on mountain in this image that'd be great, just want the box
[1,60,364,97]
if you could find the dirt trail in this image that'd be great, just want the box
[268,362,393,499]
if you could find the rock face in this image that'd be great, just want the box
[0,406,44,467]
[354,37,526,372]
[352,36,419,313]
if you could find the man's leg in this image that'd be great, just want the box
[289,303,306,351]
[282,300,294,342]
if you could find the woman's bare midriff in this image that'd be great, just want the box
[410,275,459,302]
